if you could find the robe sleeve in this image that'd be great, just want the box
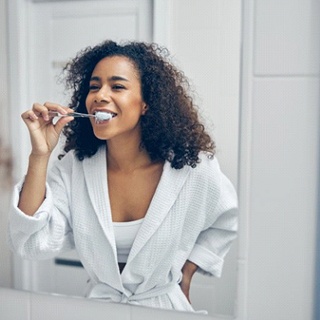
[188,170,238,278]
[7,156,75,260]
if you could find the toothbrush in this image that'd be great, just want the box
[48,111,112,121]
[94,112,113,121]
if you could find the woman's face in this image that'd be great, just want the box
[85,55,147,141]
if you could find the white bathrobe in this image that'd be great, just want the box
[8,146,238,312]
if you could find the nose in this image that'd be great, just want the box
[94,87,111,104]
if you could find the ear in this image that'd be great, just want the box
[141,103,148,115]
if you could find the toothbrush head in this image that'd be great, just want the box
[95,112,112,122]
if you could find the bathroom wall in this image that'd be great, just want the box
[0,0,13,289]
[0,0,9,144]
[240,0,320,319]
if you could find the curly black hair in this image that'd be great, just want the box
[60,40,215,169]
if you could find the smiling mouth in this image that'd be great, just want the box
[93,111,117,124]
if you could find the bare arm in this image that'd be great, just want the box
[18,102,74,216]
[18,154,50,216]
[180,260,198,303]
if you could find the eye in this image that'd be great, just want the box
[89,84,100,91]
[112,84,126,90]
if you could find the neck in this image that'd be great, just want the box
[106,138,151,173]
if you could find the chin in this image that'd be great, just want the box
[92,130,110,141]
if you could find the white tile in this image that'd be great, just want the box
[254,0,320,75]
[251,78,319,211]
[31,292,130,320]
[247,78,319,320]
[0,288,30,320]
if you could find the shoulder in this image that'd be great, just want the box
[188,152,235,195]
[190,152,222,180]
[190,152,238,208]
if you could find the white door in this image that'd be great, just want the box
[16,0,153,296]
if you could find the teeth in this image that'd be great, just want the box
[94,111,117,117]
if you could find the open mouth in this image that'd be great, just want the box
[94,111,117,123]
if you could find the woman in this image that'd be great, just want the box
[8,40,238,313]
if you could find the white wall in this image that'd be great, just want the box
[0,0,13,289]
[240,0,320,319]
[0,0,9,144]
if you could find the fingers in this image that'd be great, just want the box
[21,105,40,122]
[43,102,74,117]
[42,102,75,135]
[20,102,75,156]
[21,102,74,123]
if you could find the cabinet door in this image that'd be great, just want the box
[25,0,153,296]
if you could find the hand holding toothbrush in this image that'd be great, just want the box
[21,102,75,157]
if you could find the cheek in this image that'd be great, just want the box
[85,95,91,110]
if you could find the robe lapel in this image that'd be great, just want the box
[82,146,115,247]
[82,146,123,290]
[126,161,191,264]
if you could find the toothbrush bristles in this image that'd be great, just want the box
[95,112,112,121]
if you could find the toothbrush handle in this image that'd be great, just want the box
[69,112,95,118]
[48,111,94,118]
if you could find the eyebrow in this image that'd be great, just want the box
[89,75,129,82]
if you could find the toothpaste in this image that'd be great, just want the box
[95,112,112,123]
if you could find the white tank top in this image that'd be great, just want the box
[113,218,144,263]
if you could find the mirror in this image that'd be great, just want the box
[2,0,241,318]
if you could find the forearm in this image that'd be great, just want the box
[180,260,198,303]
[18,154,50,216]
[182,260,198,278]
